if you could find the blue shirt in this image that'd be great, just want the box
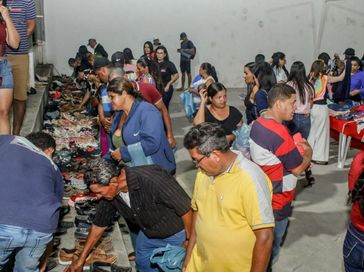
[350,71,364,99]
[111,100,176,173]
[255,89,268,115]
[99,84,113,117]
[6,0,36,54]
[0,136,63,233]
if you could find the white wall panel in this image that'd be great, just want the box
[44,0,364,87]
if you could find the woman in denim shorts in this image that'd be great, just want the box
[0,3,20,134]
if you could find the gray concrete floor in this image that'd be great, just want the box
[169,88,356,272]
[23,86,357,272]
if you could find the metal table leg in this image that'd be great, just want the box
[337,133,352,168]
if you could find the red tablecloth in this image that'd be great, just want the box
[330,116,364,150]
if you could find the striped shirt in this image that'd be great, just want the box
[6,0,36,54]
[250,116,303,221]
[98,84,113,117]
[93,165,191,238]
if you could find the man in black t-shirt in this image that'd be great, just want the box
[66,165,192,272]
[177,32,196,90]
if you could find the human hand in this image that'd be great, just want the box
[199,89,208,104]
[350,90,360,96]
[164,85,170,92]
[0,5,10,21]
[297,140,312,158]
[100,117,111,132]
[64,258,84,272]
[168,136,177,148]
[111,149,122,161]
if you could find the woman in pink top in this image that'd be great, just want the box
[286,61,315,185]
[307,59,345,164]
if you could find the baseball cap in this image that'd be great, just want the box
[180,32,187,40]
[344,48,355,56]
[111,51,125,68]
[153,37,159,41]
[93,57,110,70]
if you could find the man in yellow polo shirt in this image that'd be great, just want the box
[182,123,274,272]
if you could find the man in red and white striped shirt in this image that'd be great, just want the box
[250,83,312,269]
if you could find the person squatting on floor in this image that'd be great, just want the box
[0,132,63,272]
[66,164,192,272]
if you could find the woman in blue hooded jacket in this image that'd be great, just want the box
[107,77,176,174]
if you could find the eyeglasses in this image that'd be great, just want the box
[192,155,206,168]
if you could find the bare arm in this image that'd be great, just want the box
[328,66,345,83]
[26,19,36,37]
[98,103,111,131]
[181,209,193,246]
[64,225,106,272]
[251,228,274,272]
[182,211,197,272]
[192,90,208,126]
[78,91,91,109]
[165,73,179,91]
[155,99,176,148]
[0,6,19,49]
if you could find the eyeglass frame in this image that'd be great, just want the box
[192,155,208,168]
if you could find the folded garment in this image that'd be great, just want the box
[328,102,353,112]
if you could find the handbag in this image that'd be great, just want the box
[126,142,154,167]
[150,244,186,272]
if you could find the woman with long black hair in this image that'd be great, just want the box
[243,62,259,124]
[193,82,243,144]
[255,62,276,115]
[271,52,289,83]
[286,61,315,186]
[155,45,179,109]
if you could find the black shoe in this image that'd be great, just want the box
[27,87,37,95]
[46,258,58,271]
[304,169,315,188]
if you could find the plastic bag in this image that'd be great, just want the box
[232,124,251,159]
[150,244,186,272]
[179,91,196,122]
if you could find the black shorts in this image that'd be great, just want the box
[180,61,191,73]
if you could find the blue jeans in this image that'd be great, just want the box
[0,59,13,89]
[136,229,185,272]
[267,218,289,270]
[343,223,364,272]
[0,224,52,272]
[287,113,311,139]
[162,85,174,110]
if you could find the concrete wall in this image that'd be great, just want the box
[43,0,364,87]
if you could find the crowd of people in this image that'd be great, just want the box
[0,1,363,269]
